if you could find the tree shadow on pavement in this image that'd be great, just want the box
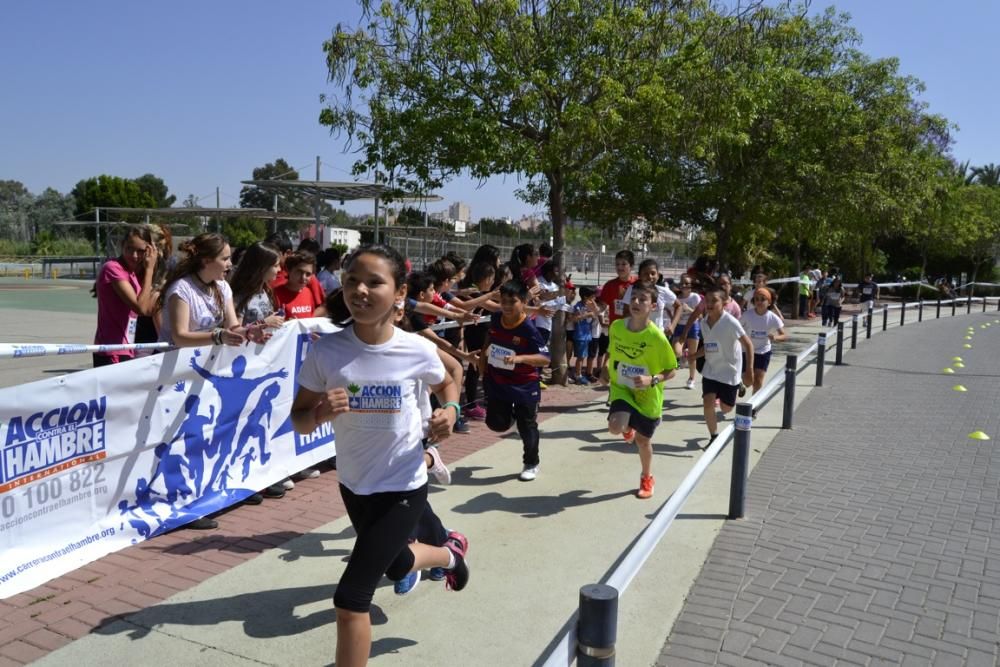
[450,489,633,518]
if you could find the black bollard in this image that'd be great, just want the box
[729,403,753,520]
[836,321,844,365]
[918,299,923,322]
[782,354,797,430]
[882,304,888,331]
[967,296,972,314]
[866,303,874,339]
[952,298,957,317]
[936,297,941,319]
[578,584,618,666]
[900,301,906,327]
[851,315,858,350]
[983,297,988,313]
[816,334,826,387]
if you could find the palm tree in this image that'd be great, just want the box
[971,163,1000,187]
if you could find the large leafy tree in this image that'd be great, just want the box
[239,158,301,211]
[322,0,707,382]
[134,173,177,208]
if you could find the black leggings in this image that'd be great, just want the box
[335,483,427,613]
[485,398,540,466]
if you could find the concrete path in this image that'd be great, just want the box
[658,311,1000,666]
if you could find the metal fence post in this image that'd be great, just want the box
[900,301,906,327]
[936,297,941,319]
[729,403,753,520]
[782,354,797,430]
[866,302,874,339]
[952,298,957,317]
[816,334,826,386]
[882,304,889,331]
[578,584,618,666]
[967,296,973,314]
[918,299,923,322]
[836,321,844,365]
[983,297,988,313]
[851,315,858,350]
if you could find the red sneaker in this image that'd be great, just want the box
[637,474,655,499]
[622,427,636,443]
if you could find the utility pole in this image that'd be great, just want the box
[216,187,221,233]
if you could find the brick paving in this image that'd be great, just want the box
[0,384,584,666]
[658,313,1000,666]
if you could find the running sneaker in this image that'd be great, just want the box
[636,474,655,499]
[394,570,420,595]
[296,468,320,480]
[444,531,470,591]
[685,378,696,390]
[242,492,263,505]
[264,484,286,499]
[464,404,487,421]
[751,408,759,419]
[453,417,471,434]
[576,375,591,386]
[428,567,447,582]
[622,427,636,443]
[519,465,539,481]
[426,446,451,485]
[539,381,549,390]
[281,478,295,490]
[738,383,747,398]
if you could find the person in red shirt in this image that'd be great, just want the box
[273,251,327,318]
[599,249,637,326]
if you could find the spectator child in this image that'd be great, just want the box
[274,252,327,319]
[571,286,599,384]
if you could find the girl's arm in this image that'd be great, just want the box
[770,326,788,343]
[448,289,499,311]
[507,353,550,367]
[739,334,755,385]
[290,386,350,434]
[427,373,460,442]
[417,327,478,364]
[167,295,244,347]
[413,300,478,323]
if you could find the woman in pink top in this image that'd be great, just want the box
[93,225,159,367]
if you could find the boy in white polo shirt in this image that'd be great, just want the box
[697,288,754,443]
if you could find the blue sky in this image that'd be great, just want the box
[1,1,996,222]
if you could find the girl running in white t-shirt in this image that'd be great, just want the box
[290,244,469,667]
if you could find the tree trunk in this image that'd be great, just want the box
[546,170,569,386]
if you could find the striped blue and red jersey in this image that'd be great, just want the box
[484,311,550,404]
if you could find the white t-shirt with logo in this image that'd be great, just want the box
[675,292,702,326]
[534,276,564,331]
[159,276,232,344]
[701,312,748,386]
[297,326,445,494]
[622,284,678,330]
[739,309,784,356]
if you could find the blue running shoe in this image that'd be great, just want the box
[394,570,420,595]
[428,567,447,581]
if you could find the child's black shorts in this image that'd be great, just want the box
[608,399,660,439]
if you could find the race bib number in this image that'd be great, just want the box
[749,329,769,340]
[862,287,873,295]
[488,344,516,370]
[126,314,137,344]
[705,341,720,354]
[614,299,626,316]
[346,381,405,430]
[617,362,648,386]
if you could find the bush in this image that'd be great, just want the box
[0,239,32,256]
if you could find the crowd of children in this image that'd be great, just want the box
[94,228,816,666]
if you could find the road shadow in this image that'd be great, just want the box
[578,439,698,459]
[449,465,523,486]
[146,527,357,563]
[451,489,633,518]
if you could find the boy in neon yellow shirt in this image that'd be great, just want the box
[601,283,678,499]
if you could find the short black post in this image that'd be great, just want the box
[952,298,957,317]
[918,299,923,322]
[851,315,858,350]
[728,403,753,520]
[578,584,618,666]
[782,354,797,430]
[882,304,888,331]
[816,334,827,387]
[967,296,973,314]
[866,303,874,339]
[836,321,845,365]
[983,297,988,313]
[900,301,906,327]
[936,297,941,319]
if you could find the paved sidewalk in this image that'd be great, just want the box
[659,312,1000,666]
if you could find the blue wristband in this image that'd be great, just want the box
[442,401,462,415]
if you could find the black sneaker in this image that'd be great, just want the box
[453,417,471,434]
[444,531,470,591]
[188,516,218,530]
[242,492,263,505]
[263,484,286,499]
[737,383,747,398]
[708,433,717,445]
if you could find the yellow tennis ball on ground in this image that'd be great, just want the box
[964,344,973,349]
[953,362,965,368]
[968,431,991,441]
[952,356,963,362]
[952,385,967,392]
[965,336,973,340]
[942,368,955,374]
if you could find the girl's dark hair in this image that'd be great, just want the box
[460,260,496,290]
[615,249,635,266]
[540,259,559,283]
[638,258,659,278]
[470,244,501,269]
[426,258,456,288]
[264,231,293,254]
[443,251,467,274]
[284,251,316,273]
[326,243,407,326]
[297,238,321,254]
[228,242,281,316]
[499,279,529,301]
[157,233,229,313]
[508,244,536,279]
[406,271,434,297]
[91,224,156,298]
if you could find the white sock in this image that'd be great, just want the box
[446,549,456,570]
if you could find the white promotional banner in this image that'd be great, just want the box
[0,319,337,599]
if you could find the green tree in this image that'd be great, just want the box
[0,180,33,242]
[222,216,268,248]
[240,158,300,211]
[134,173,177,208]
[71,175,157,219]
[971,163,1000,187]
[322,0,698,382]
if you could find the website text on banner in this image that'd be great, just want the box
[0,319,336,599]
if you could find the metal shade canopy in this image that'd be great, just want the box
[240,180,442,203]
